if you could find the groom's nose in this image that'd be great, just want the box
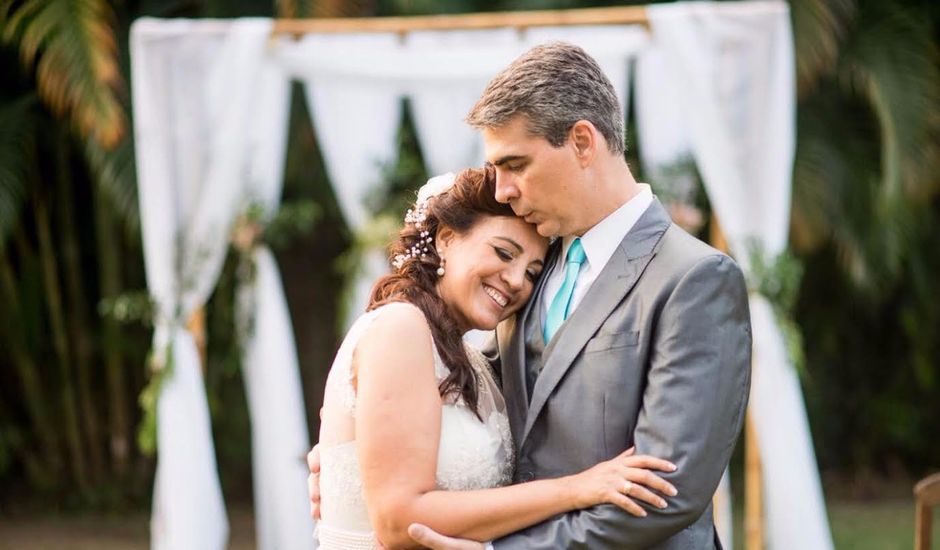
[494,170,520,204]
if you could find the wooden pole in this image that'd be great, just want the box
[710,217,763,550]
[744,412,764,550]
[186,307,207,374]
[709,219,729,254]
[271,6,648,36]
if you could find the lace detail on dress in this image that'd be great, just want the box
[437,342,514,489]
[318,442,378,547]
[316,304,515,549]
[315,524,378,550]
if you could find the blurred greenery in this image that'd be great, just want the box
[0,0,936,520]
[727,496,931,550]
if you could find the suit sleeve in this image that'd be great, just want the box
[493,254,752,549]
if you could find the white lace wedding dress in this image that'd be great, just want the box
[316,302,514,549]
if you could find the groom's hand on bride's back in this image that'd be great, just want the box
[307,444,321,520]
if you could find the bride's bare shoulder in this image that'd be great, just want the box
[355,302,434,366]
[368,301,429,333]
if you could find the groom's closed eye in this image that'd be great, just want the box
[505,161,527,173]
[491,155,527,172]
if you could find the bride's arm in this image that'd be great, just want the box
[355,307,676,550]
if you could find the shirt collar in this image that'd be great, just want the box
[560,183,654,271]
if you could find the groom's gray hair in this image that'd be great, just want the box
[467,41,625,155]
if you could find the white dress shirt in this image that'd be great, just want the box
[539,184,654,326]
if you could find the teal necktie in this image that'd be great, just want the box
[543,238,587,343]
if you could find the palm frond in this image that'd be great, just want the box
[83,135,139,232]
[0,94,38,245]
[792,82,928,291]
[839,2,940,201]
[1,0,125,149]
[791,0,940,293]
[793,90,869,260]
[789,0,856,95]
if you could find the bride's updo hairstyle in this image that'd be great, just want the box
[369,165,513,416]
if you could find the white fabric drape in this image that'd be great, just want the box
[404,29,518,174]
[635,44,692,175]
[410,77,486,174]
[132,18,265,550]
[240,249,314,549]
[132,18,312,549]
[405,25,648,174]
[401,26,649,173]
[277,27,647,325]
[281,34,403,325]
[236,39,314,550]
[646,2,833,549]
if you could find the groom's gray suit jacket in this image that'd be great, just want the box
[492,199,751,549]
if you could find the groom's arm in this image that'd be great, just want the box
[493,254,752,549]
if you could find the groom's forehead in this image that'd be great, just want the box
[481,118,544,159]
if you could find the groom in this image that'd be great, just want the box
[312,42,752,549]
[409,42,751,550]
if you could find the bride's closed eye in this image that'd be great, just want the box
[492,245,539,283]
[493,246,514,262]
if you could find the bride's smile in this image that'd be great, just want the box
[482,283,509,308]
[435,216,547,332]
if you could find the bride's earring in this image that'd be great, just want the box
[437,257,446,277]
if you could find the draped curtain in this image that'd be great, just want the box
[641,3,833,549]
[275,25,647,326]
[280,33,403,326]
[131,18,310,550]
[236,34,314,550]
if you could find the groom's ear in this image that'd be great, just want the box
[569,120,597,168]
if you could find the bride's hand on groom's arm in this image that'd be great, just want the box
[564,446,678,517]
[404,447,678,550]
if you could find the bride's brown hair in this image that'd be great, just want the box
[368,165,514,415]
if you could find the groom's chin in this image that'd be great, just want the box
[535,224,556,238]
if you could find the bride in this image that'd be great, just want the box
[315,166,677,549]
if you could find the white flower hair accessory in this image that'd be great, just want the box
[393,173,456,271]
[417,172,456,205]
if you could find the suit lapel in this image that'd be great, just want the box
[499,239,560,443]
[496,315,526,445]
[522,200,672,444]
